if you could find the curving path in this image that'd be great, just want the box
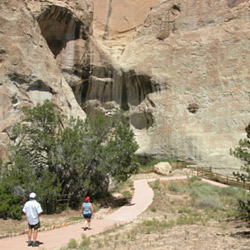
[0,176,228,250]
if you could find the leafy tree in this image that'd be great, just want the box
[230,123,250,219]
[231,124,250,183]
[2,100,62,214]
[0,100,139,218]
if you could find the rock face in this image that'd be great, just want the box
[0,0,89,160]
[90,0,250,175]
[0,0,249,175]
[25,0,93,105]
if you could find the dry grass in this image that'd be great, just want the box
[82,177,250,250]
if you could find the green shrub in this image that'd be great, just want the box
[141,218,168,234]
[1,101,139,219]
[168,182,182,193]
[188,176,200,183]
[176,215,196,225]
[67,239,78,249]
[237,197,250,219]
[178,207,192,214]
[219,186,239,196]
[150,179,160,190]
[0,179,22,220]
[122,191,132,200]
[80,235,90,247]
[194,194,222,209]
[150,206,156,212]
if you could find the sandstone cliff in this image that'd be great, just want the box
[89,0,250,174]
[0,0,249,174]
[0,0,90,160]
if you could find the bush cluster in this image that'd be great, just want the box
[0,100,139,219]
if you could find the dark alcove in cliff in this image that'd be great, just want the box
[37,5,87,57]
[82,65,159,130]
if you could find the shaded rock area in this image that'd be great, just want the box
[83,62,159,130]
[227,0,247,7]
[29,0,93,105]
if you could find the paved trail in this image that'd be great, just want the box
[0,176,228,250]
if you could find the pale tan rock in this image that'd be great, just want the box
[172,168,195,177]
[0,0,249,176]
[93,0,158,39]
[0,0,87,161]
[91,0,250,174]
[112,193,123,199]
[153,162,172,176]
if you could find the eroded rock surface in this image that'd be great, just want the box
[0,0,249,174]
[91,0,250,174]
[0,0,88,160]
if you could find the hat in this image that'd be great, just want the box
[29,192,36,199]
[85,196,90,202]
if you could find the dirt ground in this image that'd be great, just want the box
[0,209,79,236]
[87,176,250,250]
[96,219,250,250]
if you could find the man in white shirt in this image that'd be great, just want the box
[22,192,43,247]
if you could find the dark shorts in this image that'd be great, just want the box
[83,213,92,219]
[28,222,40,230]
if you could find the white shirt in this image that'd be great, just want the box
[22,199,43,225]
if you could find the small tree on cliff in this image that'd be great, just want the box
[0,100,139,218]
[230,123,250,219]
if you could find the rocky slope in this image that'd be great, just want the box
[0,0,249,174]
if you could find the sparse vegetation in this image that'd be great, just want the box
[83,177,249,249]
[122,190,132,200]
[137,156,178,173]
[67,239,78,249]
[79,234,90,248]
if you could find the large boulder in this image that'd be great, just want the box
[153,162,172,176]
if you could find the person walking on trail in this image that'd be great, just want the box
[22,192,43,247]
[81,196,94,231]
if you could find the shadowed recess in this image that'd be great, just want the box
[37,5,86,57]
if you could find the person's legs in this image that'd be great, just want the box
[28,228,32,241]
[33,229,38,241]
[87,218,91,229]
[32,222,40,247]
[83,214,92,230]
[84,218,89,230]
[27,225,33,246]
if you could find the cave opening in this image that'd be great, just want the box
[37,5,85,57]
